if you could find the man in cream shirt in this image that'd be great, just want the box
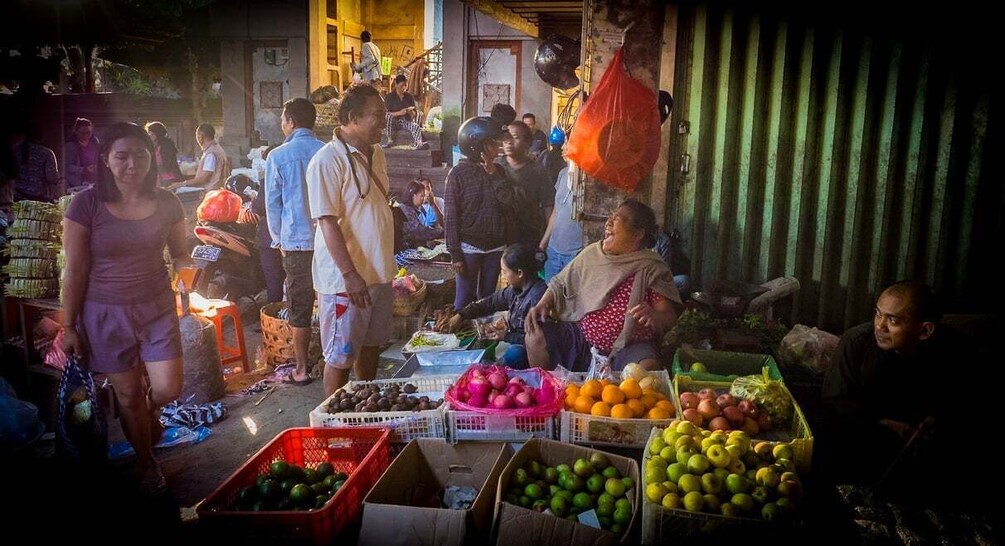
[307,83,396,396]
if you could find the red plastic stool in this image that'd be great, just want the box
[202,301,248,376]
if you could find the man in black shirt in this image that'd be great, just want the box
[819,281,965,492]
[383,74,427,149]
[522,113,549,157]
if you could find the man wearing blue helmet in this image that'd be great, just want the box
[538,126,567,185]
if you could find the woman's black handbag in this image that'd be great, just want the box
[56,354,108,463]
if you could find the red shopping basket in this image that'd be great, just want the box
[197,427,391,544]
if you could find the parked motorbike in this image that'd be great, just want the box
[190,175,265,300]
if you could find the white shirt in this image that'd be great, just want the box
[307,134,396,295]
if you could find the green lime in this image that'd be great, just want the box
[269,461,290,480]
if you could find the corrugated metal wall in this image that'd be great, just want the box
[667,3,1003,332]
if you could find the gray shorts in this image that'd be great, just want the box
[319,283,393,369]
[80,290,182,374]
[282,250,315,328]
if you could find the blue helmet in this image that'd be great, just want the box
[548,126,566,146]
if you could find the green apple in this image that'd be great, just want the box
[598,492,616,506]
[772,443,794,461]
[602,466,622,479]
[775,458,796,473]
[745,469,757,482]
[727,458,746,475]
[750,485,770,505]
[647,455,669,470]
[682,491,705,512]
[556,464,571,475]
[753,441,774,459]
[526,460,543,478]
[731,492,754,512]
[573,492,593,510]
[677,474,702,494]
[687,454,711,475]
[706,444,731,468]
[676,446,697,466]
[565,474,585,493]
[513,468,530,487]
[615,498,632,512]
[761,501,780,521]
[549,484,561,497]
[573,458,594,477]
[662,428,681,446]
[644,465,665,486]
[725,473,749,495]
[586,473,606,493]
[700,437,720,454]
[713,468,730,483]
[676,421,699,436]
[725,443,745,461]
[666,462,689,484]
[661,481,678,495]
[777,480,802,501]
[550,495,569,516]
[690,362,707,373]
[720,502,741,518]
[648,437,667,456]
[590,452,611,472]
[702,494,721,512]
[780,471,800,484]
[645,483,669,504]
[596,498,615,517]
[661,492,682,510]
[613,505,632,525]
[674,435,697,451]
[700,472,722,495]
[544,467,559,484]
[775,497,797,514]
[755,467,780,488]
[659,446,677,462]
[742,451,760,469]
[621,477,636,492]
[604,477,626,497]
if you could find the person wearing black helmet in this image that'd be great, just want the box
[445,116,516,309]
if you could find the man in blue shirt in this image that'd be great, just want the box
[265,98,325,385]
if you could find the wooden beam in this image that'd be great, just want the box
[462,0,540,37]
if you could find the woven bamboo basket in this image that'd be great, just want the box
[392,279,427,317]
[12,200,62,223]
[2,258,58,278]
[259,302,323,369]
[4,277,59,298]
[2,239,61,260]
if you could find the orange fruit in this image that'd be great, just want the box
[591,401,612,417]
[610,403,634,419]
[565,392,579,409]
[601,385,626,405]
[600,379,613,387]
[639,394,658,409]
[581,380,603,399]
[626,398,647,418]
[655,400,677,416]
[566,384,580,398]
[574,395,596,414]
[619,378,643,400]
[646,407,672,420]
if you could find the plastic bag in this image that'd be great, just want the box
[196,189,243,223]
[0,378,41,449]
[566,47,660,192]
[56,354,108,463]
[730,368,793,427]
[778,324,840,373]
[445,364,563,417]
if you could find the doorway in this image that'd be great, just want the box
[466,40,521,119]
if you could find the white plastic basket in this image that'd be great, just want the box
[309,375,458,444]
[447,410,557,442]
[558,369,674,447]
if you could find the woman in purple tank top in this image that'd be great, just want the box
[61,122,192,495]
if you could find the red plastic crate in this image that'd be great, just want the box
[197,427,391,545]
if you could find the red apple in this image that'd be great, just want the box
[683,408,704,427]
[697,399,721,421]
[756,413,773,432]
[680,392,700,410]
[741,417,760,436]
[697,388,717,401]
[723,406,745,427]
[709,416,731,431]
[716,393,737,409]
[737,400,758,416]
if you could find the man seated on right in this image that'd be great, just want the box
[383,74,427,150]
[819,280,964,492]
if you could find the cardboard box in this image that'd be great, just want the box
[493,439,640,546]
[360,439,514,546]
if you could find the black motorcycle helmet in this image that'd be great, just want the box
[457,116,509,160]
[224,173,259,202]
[534,34,581,90]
